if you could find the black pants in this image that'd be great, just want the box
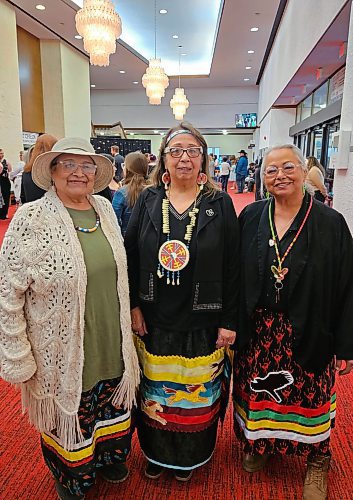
[220,174,229,191]
[0,179,11,219]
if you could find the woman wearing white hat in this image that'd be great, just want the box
[0,138,139,499]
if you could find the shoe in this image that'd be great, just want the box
[303,454,330,500]
[144,461,164,479]
[100,462,129,483]
[174,469,193,482]
[242,453,270,473]
[55,480,85,499]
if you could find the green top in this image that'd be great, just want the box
[66,207,123,391]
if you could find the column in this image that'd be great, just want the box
[0,0,23,165]
[332,3,353,232]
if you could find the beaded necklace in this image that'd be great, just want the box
[268,196,313,302]
[157,189,200,285]
[74,212,100,233]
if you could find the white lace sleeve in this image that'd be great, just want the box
[0,210,37,383]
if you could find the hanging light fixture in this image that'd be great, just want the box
[142,0,169,105]
[75,0,122,67]
[170,47,189,121]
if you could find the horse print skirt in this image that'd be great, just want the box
[134,327,230,470]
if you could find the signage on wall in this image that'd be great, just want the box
[22,132,39,145]
[329,67,345,103]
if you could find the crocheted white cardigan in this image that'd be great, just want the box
[0,189,139,450]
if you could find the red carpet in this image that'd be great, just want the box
[1,195,353,500]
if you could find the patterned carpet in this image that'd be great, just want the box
[1,195,353,499]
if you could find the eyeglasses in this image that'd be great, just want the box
[264,162,302,177]
[164,146,203,158]
[57,160,97,175]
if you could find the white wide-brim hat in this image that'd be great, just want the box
[32,137,114,193]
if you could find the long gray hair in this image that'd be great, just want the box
[260,144,307,197]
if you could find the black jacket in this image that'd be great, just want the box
[21,171,46,204]
[237,194,353,372]
[124,186,240,331]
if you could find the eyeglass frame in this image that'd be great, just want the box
[52,159,97,175]
[263,162,304,177]
[163,146,204,158]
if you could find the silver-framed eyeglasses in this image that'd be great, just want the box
[164,146,203,158]
[264,162,302,177]
[57,160,97,175]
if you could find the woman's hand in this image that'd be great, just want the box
[131,306,148,336]
[216,328,236,349]
[336,359,353,376]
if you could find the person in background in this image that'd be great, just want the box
[125,122,239,482]
[111,145,125,183]
[306,156,327,202]
[10,151,25,204]
[235,149,248,194]
[112,152,148,237]
[147,153,157,176]
[229,155,237,189]
[220,156,231,191]
[246,162,256,193]
[21,134,58,204]
[254,159,262,200]
[233,144,353,500]
[0,137,139,499]
[0,149,13,219]
[208,153,215,179]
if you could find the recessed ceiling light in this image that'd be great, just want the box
[75,35,82,39]
[222,130,228,135]
[130,132,135,136]
[250,27,259,32]
[35,4,46,10]
[90,84,96,88]
[159,9,167,14]
[154,130,159,134]
[133,81,139,84]
[172,35,179,39]
[119,70,126,74]
[181,53,187,56]
[245,66,252,69]
[100,132,105,136]
[248,50,255,54]
[244,78,250,81]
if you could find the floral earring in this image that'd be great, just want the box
[162,171,170,191]
[197,172,207,191]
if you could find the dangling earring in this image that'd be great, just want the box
[266,191,270,199]
[302,184,306,195]
[162,171,170,191]
[197,172,207,191]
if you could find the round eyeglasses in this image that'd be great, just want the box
[264,162,302,177]
[57,160,97,175]
[164,146,203,158]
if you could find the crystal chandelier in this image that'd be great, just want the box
[142,0,169,105]
[170,47,189,120]
[75,0,122,67]
[142,58,169,105]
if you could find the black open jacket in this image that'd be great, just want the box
[237,194,353,372]
[124,186,240,331]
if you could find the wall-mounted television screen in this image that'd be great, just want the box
[235,113,257,128]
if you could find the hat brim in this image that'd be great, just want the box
[32,150,114,193]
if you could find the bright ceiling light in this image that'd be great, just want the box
[75,35,83,39]
[130,132,135,136]
[245,66,252,69]
[181,53,187,56]
[159,9,167,14]
[244,78,250,81]
[172,35,179,39]
[154,130,159,134]
[90,84,96,87]
[119,70,126,74]
[248,50,255,54]
[75,0,122,67]
[250,27,259,32]
[35,4,46,10]
[133,81,139,84]
[222,130,228,135]
[170,88,189,121]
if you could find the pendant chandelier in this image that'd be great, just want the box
[142,0,169,105]
[170,47,189,120]
[75,0,122,67]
